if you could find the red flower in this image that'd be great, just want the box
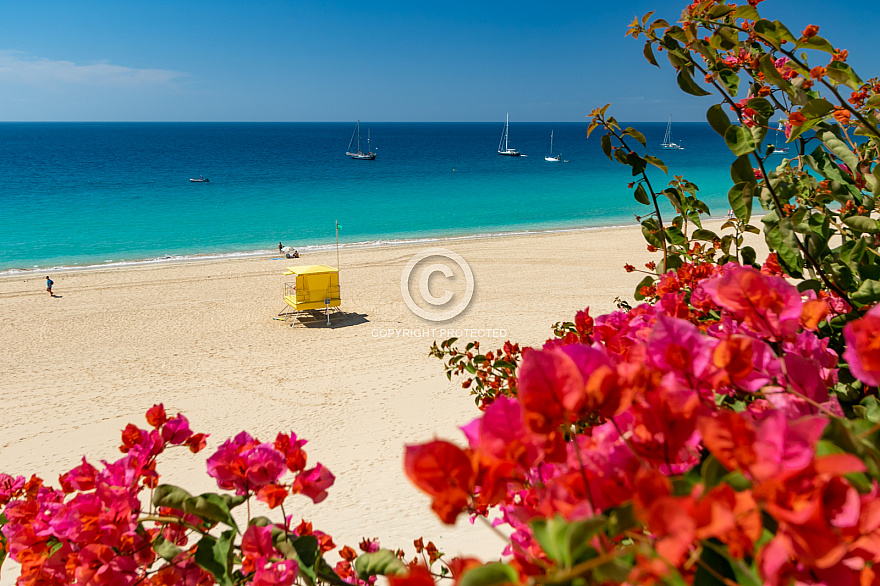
[832,107,851,125]
[145,404,168,428]
[810,66,826,80]
[256,483,289,508]
[789,111,807,126]
[404,440,474,524]
[843,304,880,386]
[802,24,819,38]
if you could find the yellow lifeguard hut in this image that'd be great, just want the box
[279,265,341,325]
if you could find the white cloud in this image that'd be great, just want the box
[0,51,186,87]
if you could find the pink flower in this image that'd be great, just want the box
[0,474,25,505]
[702,265,802,341]
[843,304,880,386]
[161,413,193,445]
[253,560,299,586]
[292,463,335,504]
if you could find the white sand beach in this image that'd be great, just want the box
[0,221,766,578]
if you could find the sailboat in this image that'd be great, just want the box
[544,130,561,162]
[661,116,684,150]
[346,121,376,160]
[498,113,522,156]
[770,121,789,155]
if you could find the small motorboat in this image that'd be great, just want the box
[190,175,210,182]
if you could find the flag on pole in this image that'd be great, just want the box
[336,223,342,230]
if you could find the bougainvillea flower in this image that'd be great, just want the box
[291,463,335,504]
[145,403,168,428]
[843,304,880,386]
[253,560,299,586]
[275,432,309,473]
[702,266,802,341]
[256,483,290,509]
[404,440,474,524]
[516,348,586,433]
[160,414,193,445]
[389,564,438,586]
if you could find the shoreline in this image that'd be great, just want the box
[5,215,742,276]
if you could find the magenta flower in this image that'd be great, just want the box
[253,560,299,586]
[161,414,193,445]
[243,444,287,488]
[703,266,802,341]
[292,463,335,504]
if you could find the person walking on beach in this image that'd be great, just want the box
[46,276,54,296]
[279,242,283,255]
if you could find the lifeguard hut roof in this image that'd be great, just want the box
[283,265,339,276]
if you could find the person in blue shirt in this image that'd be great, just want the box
[46,276,54,296]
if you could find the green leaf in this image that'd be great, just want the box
[727,182,754,223]
[644,154,668,174]
[734,5,759,19]
[706,104,732,137]
[717,66,739,95]
[708,4,735,18]
[765,221,802,277]
[666,225,687,245]
[623,127,647,147]
[701,455,730,488]
[459,563,520,586]
[626,151,647,176]
[291,535,320,567]
[852,279,880,305]
[634,183,651,205]
[634,275,656,300]
[600,134,612,160]
[692,229,718,241]
[741,246,757,265]
[694,540,737,586]
[184,494,239,531]
[152,484,193,510]
[677,69,712,97]
[724,125,756,156]
[816,129,860,172]
[758,53,789,88]
[730,155,757,186]
[643,41,659,68]
[827,261,857,291]
[531,516,606,568]
[153,535,183,563]
[844,217,880,234]
[701,541,762,586]
[746,97,774,119]
[798,34,835,54]
[641,218,663,247]
[194,530,235,586]
[826,61,864,90]
[354,550,407,580]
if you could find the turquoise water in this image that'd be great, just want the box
[0,122,737,273]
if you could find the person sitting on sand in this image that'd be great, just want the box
[46,276,54,296]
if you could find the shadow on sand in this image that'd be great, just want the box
[281,311,370,329]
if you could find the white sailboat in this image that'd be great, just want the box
[346,121,376,160]
[498,113,522,156]
[544,130,561,162]
[770,121,789,155]
[661,116,684,150]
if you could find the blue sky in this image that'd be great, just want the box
[0,0,874,122]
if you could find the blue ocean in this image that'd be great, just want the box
[0,122,738,273]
